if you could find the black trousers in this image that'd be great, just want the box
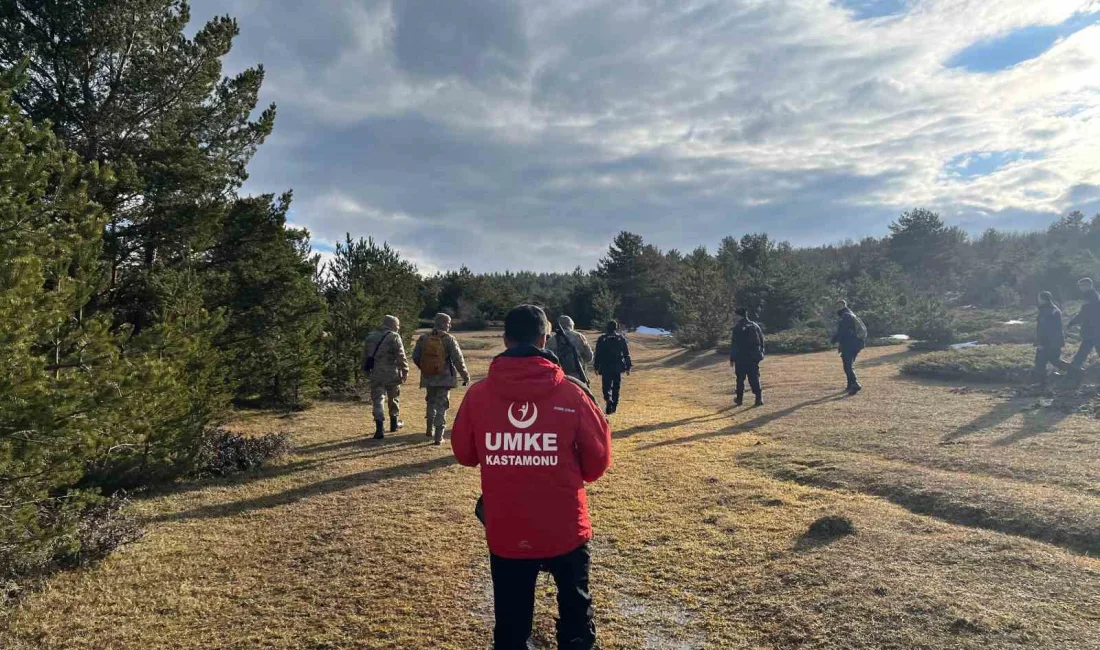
[734,360,761,398]
[490,543,595,650]
[842,349,861,387]
[1069,339,1098,372]
[601,372,622,410]
[1034,346,1068,382]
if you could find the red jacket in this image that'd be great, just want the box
[451,347,612,559]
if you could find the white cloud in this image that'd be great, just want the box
[189,0,1100,271]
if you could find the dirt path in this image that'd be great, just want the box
[4,334,1099,649]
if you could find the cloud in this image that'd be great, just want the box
[187,0,1100,272]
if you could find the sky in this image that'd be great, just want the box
[187,0,1100,274]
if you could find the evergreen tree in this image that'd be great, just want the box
[673,247,728,349]
[322,237,422,392]
[207,194,325,409]
[0,85,128,568]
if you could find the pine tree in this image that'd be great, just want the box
[673,247,728,349]
[0,84,129,569]
[207,194,326,409]
[322,237,423,393]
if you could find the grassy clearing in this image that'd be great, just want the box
[901,345,1034,383]
[3,336,1098,649]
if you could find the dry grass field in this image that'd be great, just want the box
[2,332,1098,649]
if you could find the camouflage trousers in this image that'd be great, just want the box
[425,387,451,439]
[370,382,401,422]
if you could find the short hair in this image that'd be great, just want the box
[605,320,619,334]
[837,299,849,307]
[433,312,452,330]
[382,314,400,330]
[557,315,574,331]
[505,304,549,345]
[734,307,748,318]
[1079,277,1094,289]
[1039,291,1053,303]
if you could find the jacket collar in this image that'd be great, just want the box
[497,343,561,366]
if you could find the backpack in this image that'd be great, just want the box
[556,331,590,386]
[419,333,449,376]
[851,313,868,342]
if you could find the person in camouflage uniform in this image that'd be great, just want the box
[413,313,471,445]
[545,315,594,384]
[362,315,409,440]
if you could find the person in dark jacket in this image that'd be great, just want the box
[1068,277,1100,383]
[831,299,867,395]
[1034,291,1068,386]
[593,321,632,415]
[728,308,765,407]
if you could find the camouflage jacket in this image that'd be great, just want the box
[545,329,594,378]
[412,330,470,388]
[362,328,409,385]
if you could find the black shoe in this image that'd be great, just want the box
[734,397,743,407]
[390,416,403,433]
[373,420,385,440]
[753,396,764,407]
[848,383,863,396]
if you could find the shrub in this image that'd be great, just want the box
[195,430,291,478]
[1,493,141,601]
[976,324,1035,345]
[906,295,956,345]
[900,345,1033,383]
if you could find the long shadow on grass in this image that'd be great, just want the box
[638,392,848,451]
[857,348,922,369]
[296,434,423,456]
[613,408,735,439]
[153,455,458,523]
[943,398,1074,446]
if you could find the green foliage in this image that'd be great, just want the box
[598,231,676,328]
[322,236,423,393]
[905,294,956,345]
[673,248,728,349]
[888,208,969,289]
[208,195,326,408]
[900,345,1034,383]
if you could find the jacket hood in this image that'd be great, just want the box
[486,345,565,402]
[1087,289,1100,304]
[837,307,853,317]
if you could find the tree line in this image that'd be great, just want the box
[1,0,1098,583]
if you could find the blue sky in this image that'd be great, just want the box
[189,0,1100,273]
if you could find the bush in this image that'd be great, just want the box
[1,493,141,601]
[976,324,1036,345]
[766,329,834,354]
[906,295,956,346]
[195,430,291,478]
[900,345,1033,383]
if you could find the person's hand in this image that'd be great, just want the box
[462,377,470,386]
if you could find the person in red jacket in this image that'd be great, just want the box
[452,304,612,650]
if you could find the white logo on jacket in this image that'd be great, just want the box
[507,402,538,429]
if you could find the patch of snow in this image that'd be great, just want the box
[635,326,672,336]
[889,334,911,341]
[950,341,986,350]
[1003,320,1026,326]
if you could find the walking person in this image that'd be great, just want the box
[831,299,868,395]
[1034,291,1068,387]
[1067,277,1100,384]
[729,308,765,407]
[593,320,632,415]
[546,315,594,385]
[451,304,612,650]
[412,313,470,445]
[361,315,408,440]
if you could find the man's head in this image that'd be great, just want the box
[433,312,452,332]
[836,299,849,310]
[558,315,575,332]
[382,315,400,331]
[504,304,550,349]
[605,320,619,334]
[1039,291,1054,306]
[734,307,748,321]
[1079,278,1094,293]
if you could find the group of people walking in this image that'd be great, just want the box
[1033,277,1100,387]
[357,282,1099,650]
[361,312,633,445]
[729,298,870,406]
